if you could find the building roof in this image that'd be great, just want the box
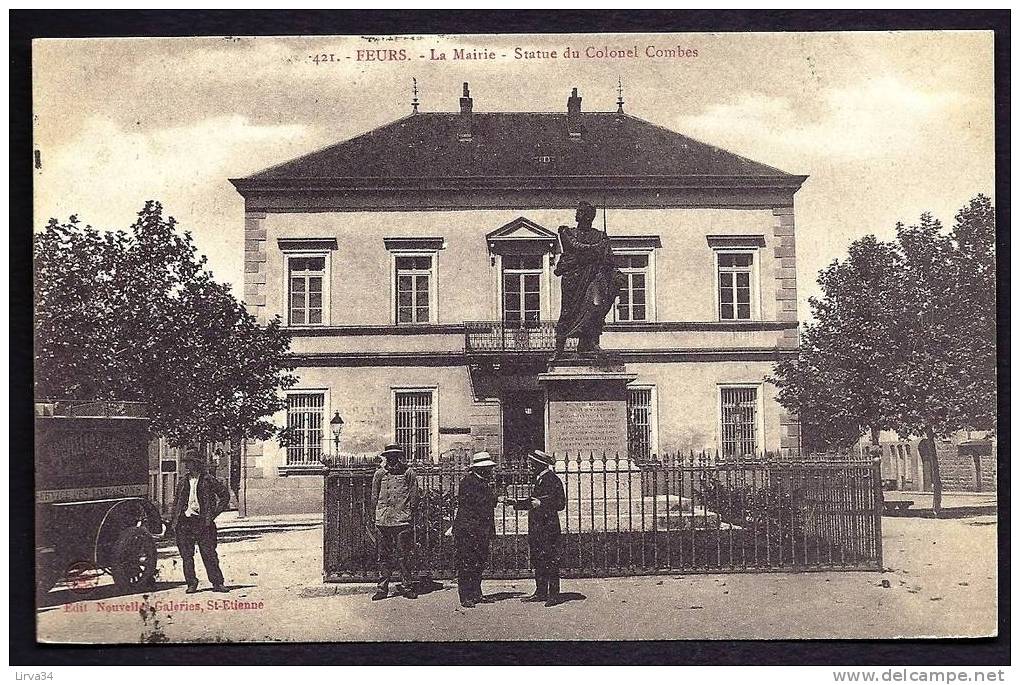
[231,111,804,191]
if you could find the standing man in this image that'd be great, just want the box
[511,450,566,607]
[169,451,231,594]
[917,434,943,515]
[371,443,419,601]
[453,451,498,608]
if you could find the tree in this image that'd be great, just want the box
[885,202,996,514]
[771,196,997,517]
[769,235,902,452]
[34,201,296,446]
[949,195,997,430]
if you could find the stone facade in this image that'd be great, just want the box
[229,93,808,515]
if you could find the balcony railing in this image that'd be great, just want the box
[464,321,577,355]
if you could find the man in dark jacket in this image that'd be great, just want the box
[169,452,231,593]
[371,443,419,601]
[453,451,498,608]
[511,449,566,607]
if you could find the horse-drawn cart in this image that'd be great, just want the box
[35,400,164,594]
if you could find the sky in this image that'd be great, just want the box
[32,31,995,320]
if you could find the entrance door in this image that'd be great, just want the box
[502,390,545,465]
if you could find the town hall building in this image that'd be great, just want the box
[230,84,808,514]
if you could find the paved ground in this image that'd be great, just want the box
[37,513,998,643]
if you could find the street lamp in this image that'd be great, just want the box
[330,411,345,456]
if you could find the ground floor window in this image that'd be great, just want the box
[627,387,655,461]
[394,389,435,462]
[285,392,325,465]
[720,386,758,457]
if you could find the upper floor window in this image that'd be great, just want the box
[278,238,337,327]
[384,238,444,325]
[502,254,543,325]
[707,235,764,323]
[615,253,650,322]
[609,237,660,323]
[287,255,327,326]
[717,252,755,321]
[395,255,434,324]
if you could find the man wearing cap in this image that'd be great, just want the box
[169,451,231,593]
[371,443,419,601]
[511,450,566,606]
[453,451,498,608]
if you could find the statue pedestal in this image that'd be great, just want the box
[538,356,636,459]
[538,356,641,505]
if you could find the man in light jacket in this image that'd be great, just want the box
[371,443,419,600]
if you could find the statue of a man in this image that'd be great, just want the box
[552,201,626,360]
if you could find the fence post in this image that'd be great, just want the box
[872,455,884,570]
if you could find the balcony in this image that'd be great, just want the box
[465,321,576,355]
[464,320,795,362]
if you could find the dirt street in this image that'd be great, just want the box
[36,514,997,643]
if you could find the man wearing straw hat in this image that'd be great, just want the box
[509,449,566,607]
[371,443,419,601]
[453,451,499,608]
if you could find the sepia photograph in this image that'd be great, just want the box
[21,16,1003,658]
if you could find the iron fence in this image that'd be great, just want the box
[323,451,883,582]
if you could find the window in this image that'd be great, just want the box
[285,392,325,465]
[502,255,543,325]
[385,239,442,325]
[717,252,754,321]
[627,387,655,461]
[395,255,433,324]
[720,387,759,458]
[287,255,327,325]
[616,254,650,322]
[394,390,435,462]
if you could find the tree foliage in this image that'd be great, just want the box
[770,235,902,451]
[35,201,296,445]
[948,195,997,430]
[770,195,997,458]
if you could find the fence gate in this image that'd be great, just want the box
[323,453,883,582]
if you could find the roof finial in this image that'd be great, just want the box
[411,77,420,114]
[616,77,625,114]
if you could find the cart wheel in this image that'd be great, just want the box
[110,527,157,589]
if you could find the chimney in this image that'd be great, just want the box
[458,82,473,141]
[567,87,582,139]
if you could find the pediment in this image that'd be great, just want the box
[487,217,558,241]
[486,217,559,254]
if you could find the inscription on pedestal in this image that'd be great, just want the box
[548,399,628,457]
